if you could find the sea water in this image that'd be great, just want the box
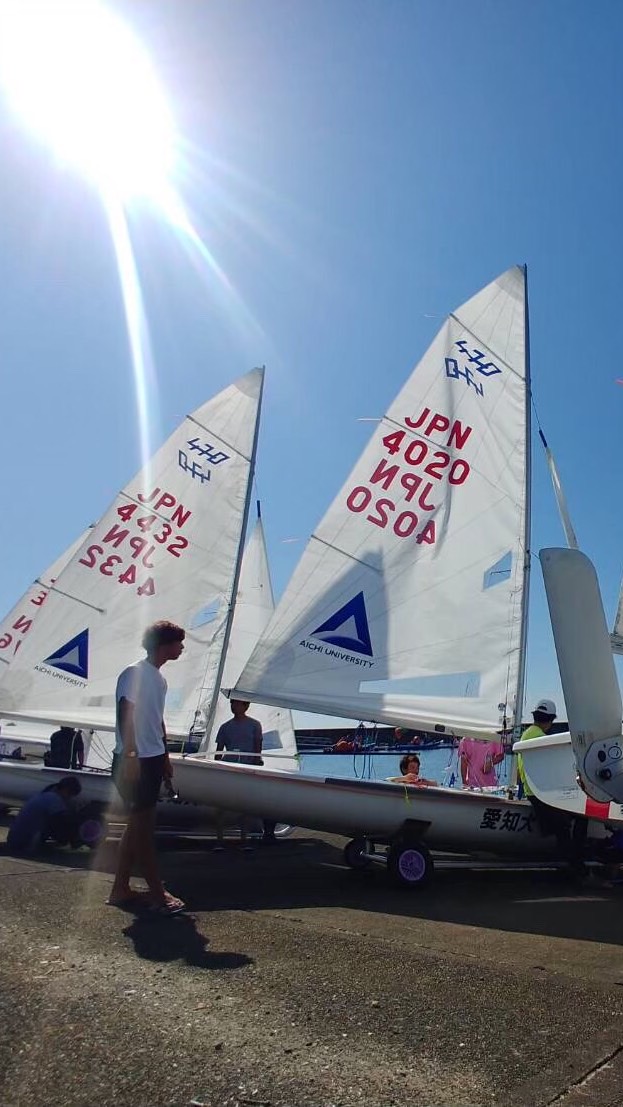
[298,748,511,788]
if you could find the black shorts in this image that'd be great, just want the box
[112,753,165,812]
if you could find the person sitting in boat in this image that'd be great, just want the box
[44,724,84,770]
[7,776,82,854]
[387,753,437,787]
[458,734,504,789]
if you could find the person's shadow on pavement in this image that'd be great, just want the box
[123,913,252,970]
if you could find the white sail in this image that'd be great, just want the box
[234,268,528,735]
[200,511,298,771]
[0,528,93,675]
[0,368,263,736]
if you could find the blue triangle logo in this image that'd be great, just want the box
[43,629,89,679]
[311,592,373,657]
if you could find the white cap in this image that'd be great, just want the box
[534,698,557,717]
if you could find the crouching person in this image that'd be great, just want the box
[7,777,82,854]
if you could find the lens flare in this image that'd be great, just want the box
[0,0,269,472]
[0,0,176,202]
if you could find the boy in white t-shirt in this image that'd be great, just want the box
[109,620,185,915]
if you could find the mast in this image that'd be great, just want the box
[201,367,265,741]
[512,264,532,739]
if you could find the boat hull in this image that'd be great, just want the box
[0,755,615,857]
[172,756,610,856]
[0,761,256,831]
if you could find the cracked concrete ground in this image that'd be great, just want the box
[1,825,623,1107]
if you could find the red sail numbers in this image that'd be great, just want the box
[78,487,193,598]
[0,585,49,655]
[345,408,473,546]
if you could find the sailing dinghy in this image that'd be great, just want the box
[0,367,296,830]
[0,278,617,883]
[168,266,617,884]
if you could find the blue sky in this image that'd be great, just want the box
[1,0,623,727]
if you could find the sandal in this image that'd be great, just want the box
[147,901,186,917]
[163,890,186,909]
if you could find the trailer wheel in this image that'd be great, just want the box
[388,841,433,888]
[343,837,371,870]
[76,802,108,849]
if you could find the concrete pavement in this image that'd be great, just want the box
[1,827,623,1106]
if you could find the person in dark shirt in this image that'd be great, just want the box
[215,700,263,765]
[215,700,273,847]
[46,726,84,770]
[7,777,82,854]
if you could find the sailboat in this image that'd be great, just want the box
[159,266,618,884]
[1,275,616,883]
[233,266,531,736]
[0,367,297,816]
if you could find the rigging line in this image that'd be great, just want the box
[530,392,548,441]
[90,733,113,766]
[252,469,263,512]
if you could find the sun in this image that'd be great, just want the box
[0,0,177,203]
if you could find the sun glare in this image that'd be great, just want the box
[0,0,268,406]
[0,0,176,202]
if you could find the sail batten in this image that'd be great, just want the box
[233,269,528,733]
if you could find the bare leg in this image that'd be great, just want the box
[132,809,163,901]
[131,809,185,907]
[109,820,139,902]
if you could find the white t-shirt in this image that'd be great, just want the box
[115,658,167,758]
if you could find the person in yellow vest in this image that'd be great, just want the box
[518,698,587,870]
[517,698,557,801]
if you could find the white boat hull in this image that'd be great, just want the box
[0,761,259,831]
[171,756,612,856]
[0,754,615,857]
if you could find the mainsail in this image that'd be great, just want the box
[233,268,529,735]
[0,368,264,736]
[199,509,298,771]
